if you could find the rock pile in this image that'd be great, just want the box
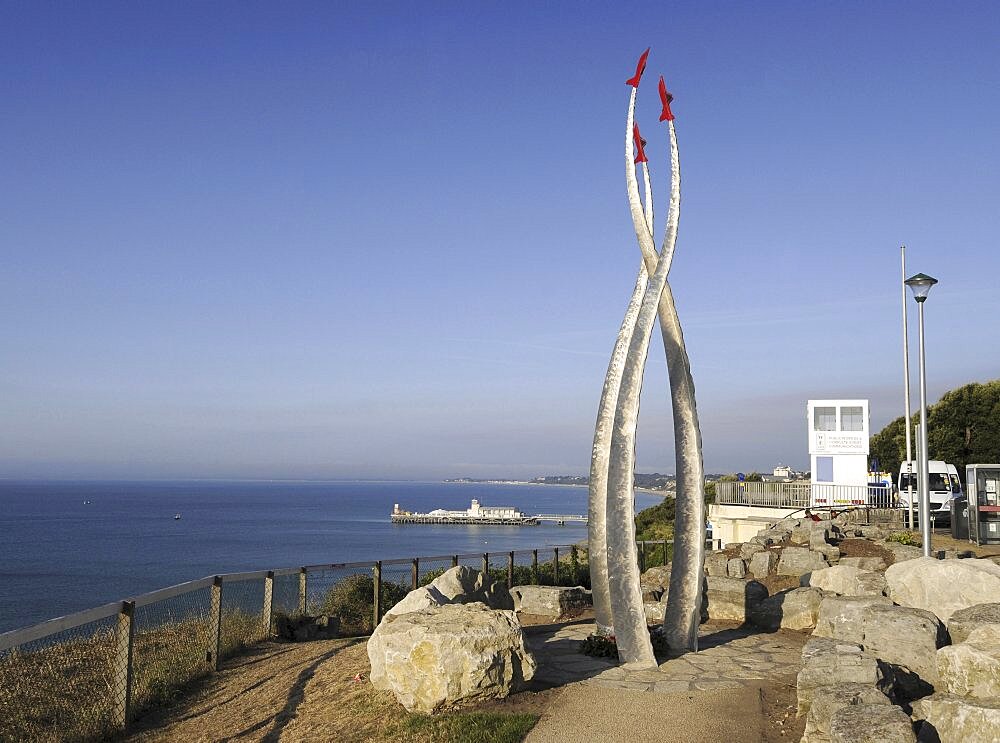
[675,514,1000,742]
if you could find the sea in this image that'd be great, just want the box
[0,479,661,634]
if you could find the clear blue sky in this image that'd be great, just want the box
[2,1,998,480]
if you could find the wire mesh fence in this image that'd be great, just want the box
[219,576,267,660]
[131,585,213,721]
[305,563,382,636]
[0,541,600,741]
[0,610,119,743]
[271,570,302,619]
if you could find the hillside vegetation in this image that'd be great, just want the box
[869,379,1000,481]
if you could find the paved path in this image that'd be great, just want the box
[524,619,807,743]
[527,619,806,692]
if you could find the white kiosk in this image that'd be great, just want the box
[807,399,870,508]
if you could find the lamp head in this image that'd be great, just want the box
[904,272,938,303]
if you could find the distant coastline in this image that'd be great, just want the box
[444,476,672,497]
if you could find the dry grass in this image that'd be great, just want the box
[0,612,265,743]
[126,639,543,743]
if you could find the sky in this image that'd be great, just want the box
[2,1,999,480]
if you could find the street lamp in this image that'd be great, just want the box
[904,272,938,557]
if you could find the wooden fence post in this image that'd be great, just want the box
[112,600,135,730]
[298,568,307,615]
[553,548,560,585]
[482,552,489,576]
[507,551,515,589]
[570,545,578,584]
[638,541,646,573]
[373,561,382,628]
[662,539,668,565]
[411,558,419,590]
[532,549,539,585]
[209,576,223,671]
[262,571,274,641]
[452,554,459,568]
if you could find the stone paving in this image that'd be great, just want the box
[525,618,807,693]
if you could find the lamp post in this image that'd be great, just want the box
[904,272,938,557]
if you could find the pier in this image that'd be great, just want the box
[391,500,587,526]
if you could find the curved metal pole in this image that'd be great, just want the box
[625,90,705,653]
[588,158,655,637]
[588,260,647,636]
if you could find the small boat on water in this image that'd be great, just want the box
[174,513,181,520]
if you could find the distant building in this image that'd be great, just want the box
[773,465,793,480]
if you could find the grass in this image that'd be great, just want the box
[0,609,266,743]
[400,711,539,742]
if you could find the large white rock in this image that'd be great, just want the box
[829,703,916,743]
[806,566,887,597]
[778,547,828,576]
[862,604,946,698]
[386,565,513,618]
[838,556,888,572]
[639,564,671,594]
[885,557,1000,623]
[912,693,1000,743]
[937,624,1000,699]
[705,576,767,623]
[802,683,891,743]
[368,603,536,713]
[509,585,591,620]
[813,595,892,644]
[796,640,886,716]
[750,587,824,631]
[947,602,1000,645]
[748,550,778,580]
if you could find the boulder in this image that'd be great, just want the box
[639,564,672,594]
[749,587,824,631]
[805,566,887,597]
[704,552,730,577]
[727,558,747,578]
[387,565,513,618]
[947,602,1000,645]
[912,693,1000,743]
[778,547,828,577]
[813,595,892,644]
[885,557,1000,623]
[791,525,812,545]
[740,542,766,561]
[862,604,947,698]
[937,624,1000,699]
[749,550,778,580]
[368,603,535,713]
[509,585,591,620]
[881,541,923,564]
[705,576,767,623]
[802,683,891,743]
[643,600,665,624]
[839,556,888,572]
[802,636,860,663]
[829,703,916,743]
[797,641,887,716]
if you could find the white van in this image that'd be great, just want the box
[898,460,963,519]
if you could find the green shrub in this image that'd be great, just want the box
[319,574,407,634]
[886,531,919,546]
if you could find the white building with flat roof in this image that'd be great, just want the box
[807,399,870,506]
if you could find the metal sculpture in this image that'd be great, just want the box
[587,49,706,664]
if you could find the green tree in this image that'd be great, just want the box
[869,379,1000,482]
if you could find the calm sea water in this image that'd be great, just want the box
[0,480,660,634]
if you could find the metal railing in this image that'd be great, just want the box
[714,481,889,509]
[0,537,718,741]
